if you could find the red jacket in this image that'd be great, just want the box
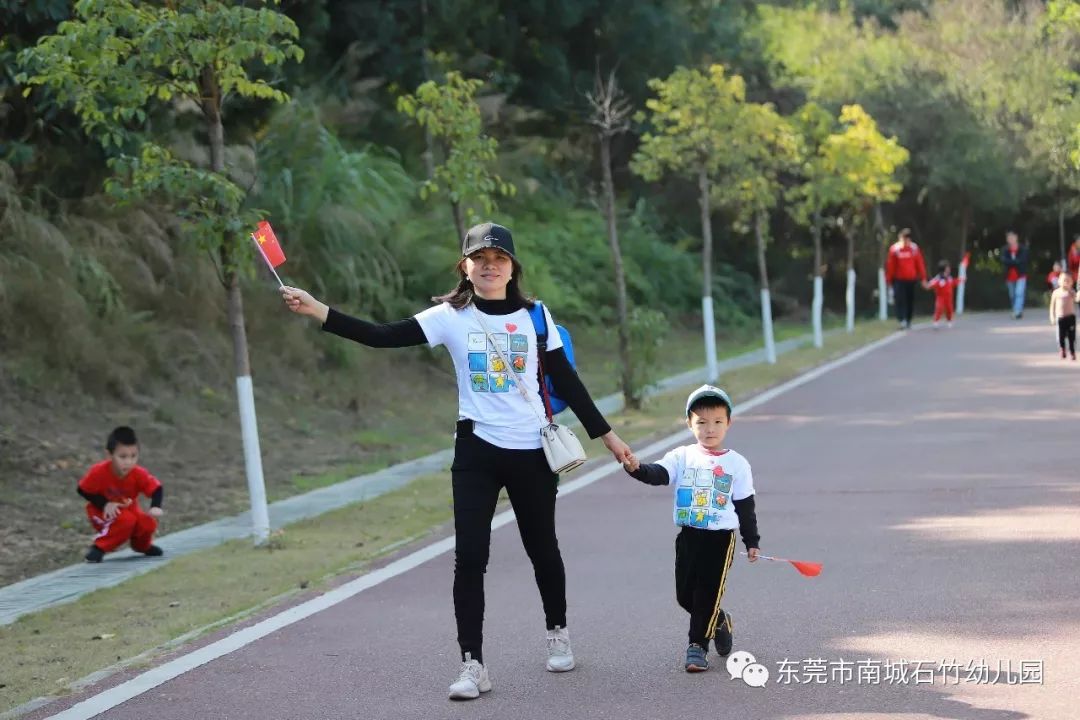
[78,460,161,506]
[885,241,927,284]
[1068,247,1080,279]
[926,274,961,302]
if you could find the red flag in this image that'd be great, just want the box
[960,252,971,269]
[253,220,286,268]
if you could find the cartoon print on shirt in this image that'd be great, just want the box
[689,508,711,528]
[693,468,712,487]
[466,323,530,393]
[676,487,693,508]
[692,488,710,507]
[489,372,510,393]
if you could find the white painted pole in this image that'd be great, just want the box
[236,376,270,544]
[957,262,968,315]
[877,268,888,321]
[812,276,824,349]
[845,268,856,333]
[702,295,718,381]
[760,288,777,364]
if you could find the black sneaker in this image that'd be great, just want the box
[141,545,164,557]
[85,546,105,563]
[685,643,709,672]
[714,611,733,656]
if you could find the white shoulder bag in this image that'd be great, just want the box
[473,307,587,474]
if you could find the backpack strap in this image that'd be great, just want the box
[528,301,549,351]
[527,301,555,420]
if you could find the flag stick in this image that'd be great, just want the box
[251,233,285,289]
[741,551,822,577]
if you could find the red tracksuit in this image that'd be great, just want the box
[927,273,962,322]
[885,241,928,284]
[1068,247,1080,280]
[78,460,161,553]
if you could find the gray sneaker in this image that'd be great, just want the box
[448,653,491,700]
[546,626,575,672]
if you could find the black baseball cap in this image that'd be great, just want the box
[462,222,515,259]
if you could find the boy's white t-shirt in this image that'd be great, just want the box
[654,445,754,531]
[414,301,563,450]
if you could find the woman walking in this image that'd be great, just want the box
[281,222,633,700]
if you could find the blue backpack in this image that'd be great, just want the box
[527,301,575,415]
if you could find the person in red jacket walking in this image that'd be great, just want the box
[77,426,165,563]
[925,260,964,328]
[885,228,928,329]
[1067,236,1080,280]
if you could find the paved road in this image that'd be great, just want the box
[32,315,1080,720]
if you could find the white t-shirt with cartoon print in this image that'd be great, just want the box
[414,302,563,450]
[654,445,754,531]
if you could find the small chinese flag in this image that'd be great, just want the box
[960,252,971,269]
[253,220,286,268]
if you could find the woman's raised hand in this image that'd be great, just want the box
[280,286,329,323]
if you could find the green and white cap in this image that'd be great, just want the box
[685,384,733,417]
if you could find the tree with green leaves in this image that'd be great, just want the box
[19,0,303,544]
[788,102,837,349]
[712,101,798,364]
[631,64,746,381]
[819,104,908,333]
[397,71,515,241]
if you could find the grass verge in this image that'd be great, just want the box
[0,320,891,713]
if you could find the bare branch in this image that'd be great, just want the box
[585,62,633,138]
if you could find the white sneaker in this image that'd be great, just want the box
[546,626,576,672]
[448,653,491,700]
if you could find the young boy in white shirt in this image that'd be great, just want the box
[622,385,760,672]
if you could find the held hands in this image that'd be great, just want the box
[622,452,641,474]
[280,286,329,323]
[746,547,760,563]
[601,431,633,465]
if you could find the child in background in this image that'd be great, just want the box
[924,259,964,329]
[1047,261,1063,292]
[77,426,165,562]
[622,385,760,672]
[1048,272,1077,361]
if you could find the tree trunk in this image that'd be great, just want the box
[875,203,888,321]
[699,170,718,381]
[202,67,269,545]
[959,201,971,258]
[755,211,776,364]
[451,199,465,241]
[811,209,824,349]
[420,0,436,181]
[1059,197,1066,265]
[599,135,635,407]
[845,227,856,333]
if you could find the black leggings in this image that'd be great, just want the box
[894,280,917,325]
[675,526,737,648]
[451,420,565,663]
[1058,316,1076,354]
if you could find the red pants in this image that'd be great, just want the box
[86,504,157,553]
[934,298,954,322]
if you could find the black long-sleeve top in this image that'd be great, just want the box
[628,463,760,549]
[78,486,163,510]
[321,296,612,439]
